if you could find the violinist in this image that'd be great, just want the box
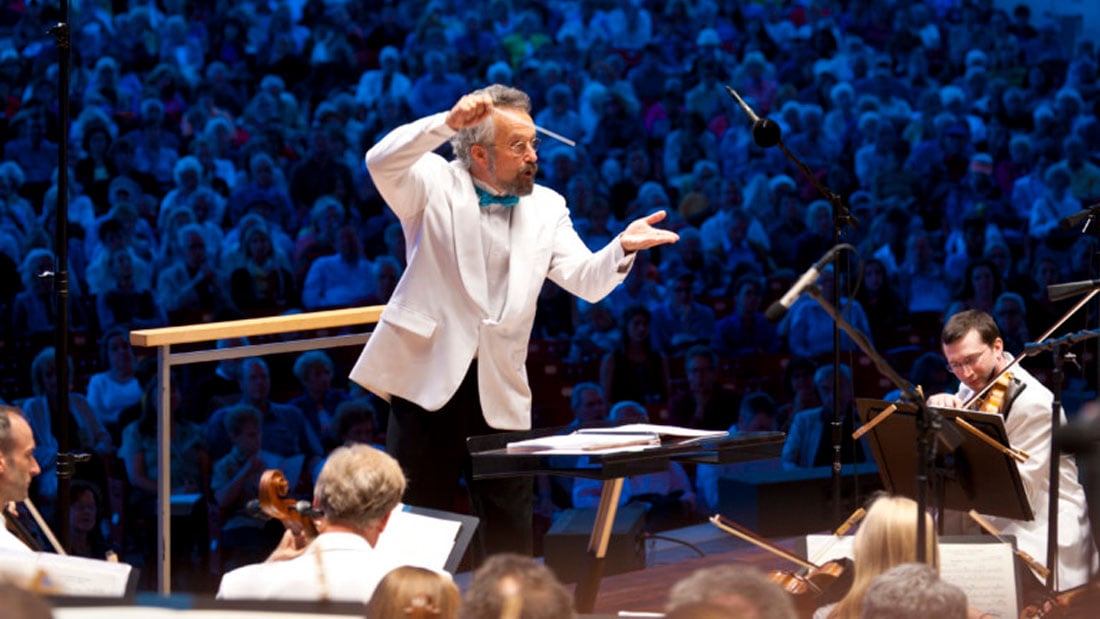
[217,444,426,603]
[926,310,1098,590]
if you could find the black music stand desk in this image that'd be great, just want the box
[856,398,1032,521]
[469,429,785,612]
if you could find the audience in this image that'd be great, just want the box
[0,0,1096,600]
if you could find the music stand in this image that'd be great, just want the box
[856,398,1033,521]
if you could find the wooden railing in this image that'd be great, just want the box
[130,306,384,594]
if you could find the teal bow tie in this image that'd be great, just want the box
[476,186,519,208]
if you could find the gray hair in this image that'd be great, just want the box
[667,564,797,618]
[315,444,406,530]
[860,563,967,619]
[450,84,531,167]
[292,350,334,385]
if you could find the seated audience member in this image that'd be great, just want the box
[11,248,88,337]
[366,565,461,619]
[96,246,168,331]
[815,495,939,619]
[311,398,384,483]
[856,257,910,349]
[566,300,621,362]
[860,563,968,619]
[782,364,870,469]
[599,304,670,406]
[228,217,299,315]
[68,479,116,559]
[712,274,780,358]
[210,404,284,570]
[286,350,349,448]
[564,382,609,432]
[156,222,232,320]
[190,337,247,421]
[573,402,696,530]
[650,271,717,355]
[785,265,873,360]
[695,392,778,513]
[86,326,144,443]
[22,346,113,513]
[205,356,324,467]
[119,380,207,584]
[666,564,797,619]
[218,444,418,602]
[776,357,820,432]
[667,346,740,430]
[302,224,377,309]
[458,553,575,619]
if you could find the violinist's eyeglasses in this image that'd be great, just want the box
[945,348,990,373]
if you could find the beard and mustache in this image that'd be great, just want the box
[486,150,538,196]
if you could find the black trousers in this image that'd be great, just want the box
[387,360,534,566]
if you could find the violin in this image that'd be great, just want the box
[256,469,319,540]
[709,514,854,617]
[1020,582,1100,618]
[974,371,1015,415]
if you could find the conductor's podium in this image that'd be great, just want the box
[716,459,882,537]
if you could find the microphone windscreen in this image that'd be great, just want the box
[753,120,782,148]
[764,302,787,323]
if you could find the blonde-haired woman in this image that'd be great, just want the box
[367,566,460,619]
[816,494,939,619]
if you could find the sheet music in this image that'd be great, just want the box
[373,505,462,571]
[938,542,1018,618]
[805,535,1018,618]
[0,552,132,597]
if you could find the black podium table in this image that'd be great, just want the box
[469,429,786,612]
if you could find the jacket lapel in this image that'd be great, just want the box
[452,167,490,317]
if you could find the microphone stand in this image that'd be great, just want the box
[726,86,859,523]
[1023,328,1100,589]
[801,282,962,562]
[49,0,74,552]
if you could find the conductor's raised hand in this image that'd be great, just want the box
[446,93,495,130]
[620,210,680,253]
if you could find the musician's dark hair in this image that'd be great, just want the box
[941,309,1001,346]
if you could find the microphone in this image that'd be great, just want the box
[245,499,323,519]
[1048,279,1100,302]
[724,85,781,148]
[765,246,842,322]
[1059,202,1100,229]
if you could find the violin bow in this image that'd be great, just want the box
[964,289,1098,409]
[709,514,816,571]
[809,507,866,566]
[967,509,1050,581]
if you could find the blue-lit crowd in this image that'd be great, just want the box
[0,0,1097,592]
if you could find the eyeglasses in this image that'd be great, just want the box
[505,137,540,156]
[945,348,989,372]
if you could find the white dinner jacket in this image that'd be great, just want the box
[350,112,632,430]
